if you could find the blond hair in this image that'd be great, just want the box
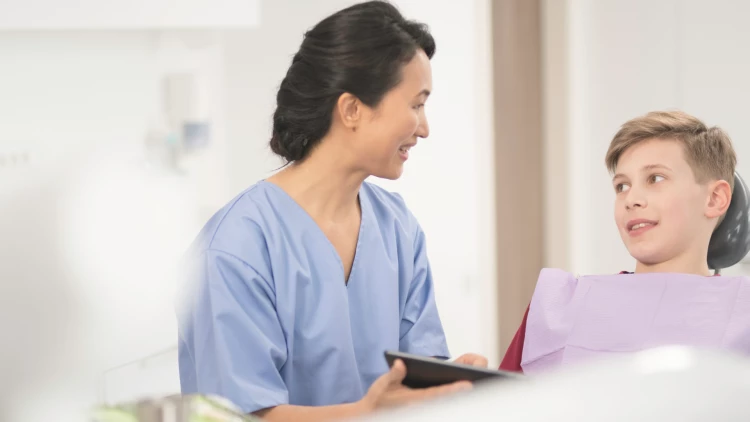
[606,110,736,191]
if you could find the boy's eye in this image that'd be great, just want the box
[412,104,424,111]
[615,183,630,193]
[650,174,665,183]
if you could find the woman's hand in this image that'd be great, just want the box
[453,353,489,367]
[256,359,473,422]
[359,359,472,412]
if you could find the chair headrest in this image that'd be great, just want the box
[708,172,750,270]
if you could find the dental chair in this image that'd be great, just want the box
[708,172,750,272]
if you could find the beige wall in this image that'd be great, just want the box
[491,0,544,353]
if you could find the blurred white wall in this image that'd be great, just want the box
[0,31,196,419]
[546,0,750,277]
[0,2,255,419]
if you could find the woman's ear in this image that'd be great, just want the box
[334,93,362,131]
[706,179,732,219]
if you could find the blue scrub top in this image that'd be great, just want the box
[176,180,450,414]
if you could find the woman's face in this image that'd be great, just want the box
[353,49,432,180]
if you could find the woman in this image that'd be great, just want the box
[176,1,487,420]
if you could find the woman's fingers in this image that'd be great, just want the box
[391,380,472,405]
[366,359,473,410]
[454,353,489,368]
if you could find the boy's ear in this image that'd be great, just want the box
[706,179,732,219]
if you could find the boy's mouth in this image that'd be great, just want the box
[627,219,658,236]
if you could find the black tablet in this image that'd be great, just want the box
[384,350,523,389]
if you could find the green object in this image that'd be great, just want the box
[91,407,139,422]
[92,394,262,422]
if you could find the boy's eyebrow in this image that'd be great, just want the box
[642,164,672,172]
[612,164,672,181]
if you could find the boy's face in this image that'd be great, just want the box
[612,138,719,266]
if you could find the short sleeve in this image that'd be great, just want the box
[399,224,451,358]
[177,249,288,414]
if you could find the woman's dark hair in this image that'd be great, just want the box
[269,0,435,163]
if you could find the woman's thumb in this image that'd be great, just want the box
[388,359,407,383]
[368,359,407,398]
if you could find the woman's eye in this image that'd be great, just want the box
[413,104,424,110]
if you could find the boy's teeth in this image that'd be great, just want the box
[631,223,652,230]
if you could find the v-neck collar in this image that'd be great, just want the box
[260,180,369,287]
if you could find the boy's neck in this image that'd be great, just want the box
[634,256,713,276]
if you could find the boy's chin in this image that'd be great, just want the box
[626,245,668,266]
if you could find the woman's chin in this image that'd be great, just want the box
[371,166,404,181]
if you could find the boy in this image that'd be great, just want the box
[500,110,750,374]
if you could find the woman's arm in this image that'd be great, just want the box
[177,249,290,414]
[398,223,451,357]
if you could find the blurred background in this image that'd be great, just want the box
[1,0,749,419]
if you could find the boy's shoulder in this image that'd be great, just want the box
[534,268,750,288]
[533,268,746,286]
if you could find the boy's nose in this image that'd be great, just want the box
[625,191,647,209]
